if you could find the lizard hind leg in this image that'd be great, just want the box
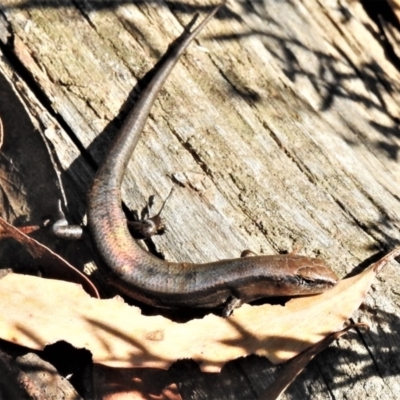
[127,187,174,239]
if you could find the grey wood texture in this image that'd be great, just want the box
[0,0,399,398]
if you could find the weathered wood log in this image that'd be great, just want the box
[0,0,399,398]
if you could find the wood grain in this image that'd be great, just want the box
[0,0,400,398]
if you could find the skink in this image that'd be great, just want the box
[86,4,338,315]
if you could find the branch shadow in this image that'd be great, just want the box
[7,304,399,400]
[1,0,400,398]
[1,0,399,230]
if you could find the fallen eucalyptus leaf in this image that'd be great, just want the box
[0,217,99,298]
[0,247,398,372]
[92,365,181,400]
[0,116,3,147]
[257,323,369,400]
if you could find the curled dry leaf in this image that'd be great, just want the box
[0,216,99,298]
[257,323,369,400]
[0,247,398,372]
[0,115,3,148]
[388,0,400,24]
[92,365,182,400]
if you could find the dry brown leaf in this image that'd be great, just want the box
[0,116,3,148]
[257,323,369,400]
[388,0,400,23]
[0,217,99,298]
[92,365,181,400]
[0,247,398,372]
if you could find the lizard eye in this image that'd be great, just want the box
[296,266,318,281]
